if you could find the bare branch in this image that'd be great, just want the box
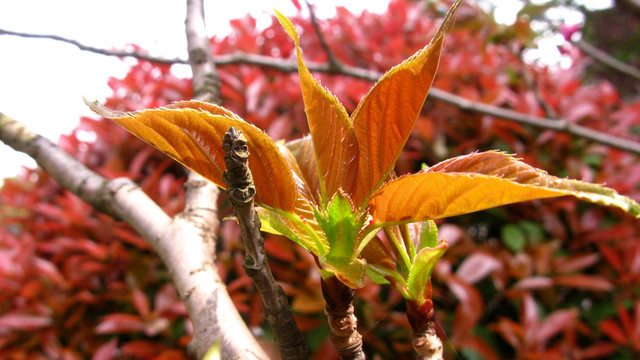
[0,28,186,65]
[0,113,267,360]
[214,53,640,155]
[573,38,640,81]
[304,0,340,71]
[186,0,221,103]
[4,28,639,155]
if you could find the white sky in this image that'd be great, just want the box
[0,0,392,180]
[0,0,610,181]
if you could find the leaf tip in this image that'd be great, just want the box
[83,97,127,119]
[274,9,299,45]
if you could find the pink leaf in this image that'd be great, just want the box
[456,253,501,284]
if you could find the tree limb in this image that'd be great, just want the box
[0,28,186,65]
[0,113,267,360]
[573,38,640,81]
[186,0,221,103]
[4,28,639,156]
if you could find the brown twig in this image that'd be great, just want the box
[304,0,340,72]
[573,38,640,81]
[321,276,365,360]
[0,28,186,64]
[222,127,309,360]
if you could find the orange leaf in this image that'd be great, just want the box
[286,136,322,205]
[369,151,640,224]
[350,0,462,206]
[86,99,297,211]
[276,11,359,204]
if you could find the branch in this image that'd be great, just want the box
[304,0,340,71]
[186,0,221,103]
[4,29,640,155]
[181,1,271,358]
[573,38,640,81]
[222,127,308,360]
[321,276,365,360]
[0,28,186,65]
[0,113,267,360]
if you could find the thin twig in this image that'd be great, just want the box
[0,28,186,64]
[573,38,640,81]
[304,0,340,71]
[4,29,640,155]
[519,53,558,119]
[222,127,309,360]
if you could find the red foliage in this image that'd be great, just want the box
[2,0,640,358]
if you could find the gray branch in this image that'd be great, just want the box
[573,38,640,81]
[0,113,267,359]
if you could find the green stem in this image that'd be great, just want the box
[384,227,411,275]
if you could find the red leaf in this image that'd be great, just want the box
[533,309,577,347]
[290,0,301,11]
[513,276,553,290]
[132,288,150,317]
[0,313,52,331]
[553,274,614,292]
[553,253,600,273]
[120,340,165,357]
[91,339,118,360]
[600,319,627,344]
[95,314,145,334]
[456,253,501,284]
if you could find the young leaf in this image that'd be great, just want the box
[315,191,367,288]
[407,240,448,303]
[256,207,320,254]
[350,0,462,206]
[276,11,359,204]
[86,99,298,211]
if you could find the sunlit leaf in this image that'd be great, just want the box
[315,191,367,288]
[406,240,448,303]
[369,151,640,224]
[256,207,320,254]
[286,136,322,205]
[86,99,297,211]
[350,0,462,206]
[419,220,438,249]
[316,191,363,259]
[276,11,359,204]
[164,100,243,119]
